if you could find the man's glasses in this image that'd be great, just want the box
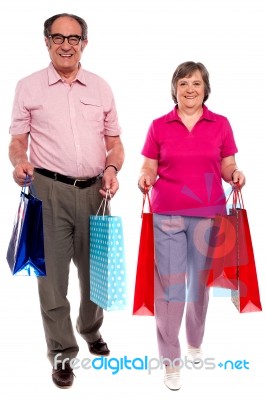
[48,34,82,46]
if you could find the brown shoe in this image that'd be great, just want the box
[89,337,110,356]
[52,362,74,389]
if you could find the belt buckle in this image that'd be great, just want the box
[74,178,88,187]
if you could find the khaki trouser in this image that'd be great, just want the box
[33,172,104,364]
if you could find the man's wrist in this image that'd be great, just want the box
[104,164,118,174]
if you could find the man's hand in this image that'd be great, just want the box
[13,161,34,187]
[99,168,119,197]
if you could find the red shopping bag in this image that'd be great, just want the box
[206,188,248,289]
[132,192,154,316]
[230,191,262,313]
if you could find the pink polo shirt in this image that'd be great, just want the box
[9,63,121,177]
[141,105,238,217]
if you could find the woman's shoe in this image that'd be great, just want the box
[164,369,181,391]
[187,346,203,364]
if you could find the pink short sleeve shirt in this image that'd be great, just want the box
[9,63,121,177]
[141,105,238,217]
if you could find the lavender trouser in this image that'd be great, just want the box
[154,214,213,362]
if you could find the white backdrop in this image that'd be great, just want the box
[0,0,265,399]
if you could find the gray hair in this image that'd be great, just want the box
[171,61,211,104]
[44,13,88,40]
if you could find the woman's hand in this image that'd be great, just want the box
[231,169,246,189]
[138,157,158,193]
[221,156,246,189]
[138,174,152,193]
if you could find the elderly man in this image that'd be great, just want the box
[9,13,124,389]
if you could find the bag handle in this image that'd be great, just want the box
[96,189,112,216]
[141,189,152,217]
[21,174,39,199]
[226,183,244,210]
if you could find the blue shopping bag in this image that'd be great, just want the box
[6,184,46,276]
[90,193,127,311]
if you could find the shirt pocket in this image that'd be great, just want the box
[80,98,103,121]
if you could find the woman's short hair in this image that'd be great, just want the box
[44,13,88,40]
[171,61,211,104]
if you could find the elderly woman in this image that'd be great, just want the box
[138,61,245,391]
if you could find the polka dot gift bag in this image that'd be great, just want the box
[90,191,127,311]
